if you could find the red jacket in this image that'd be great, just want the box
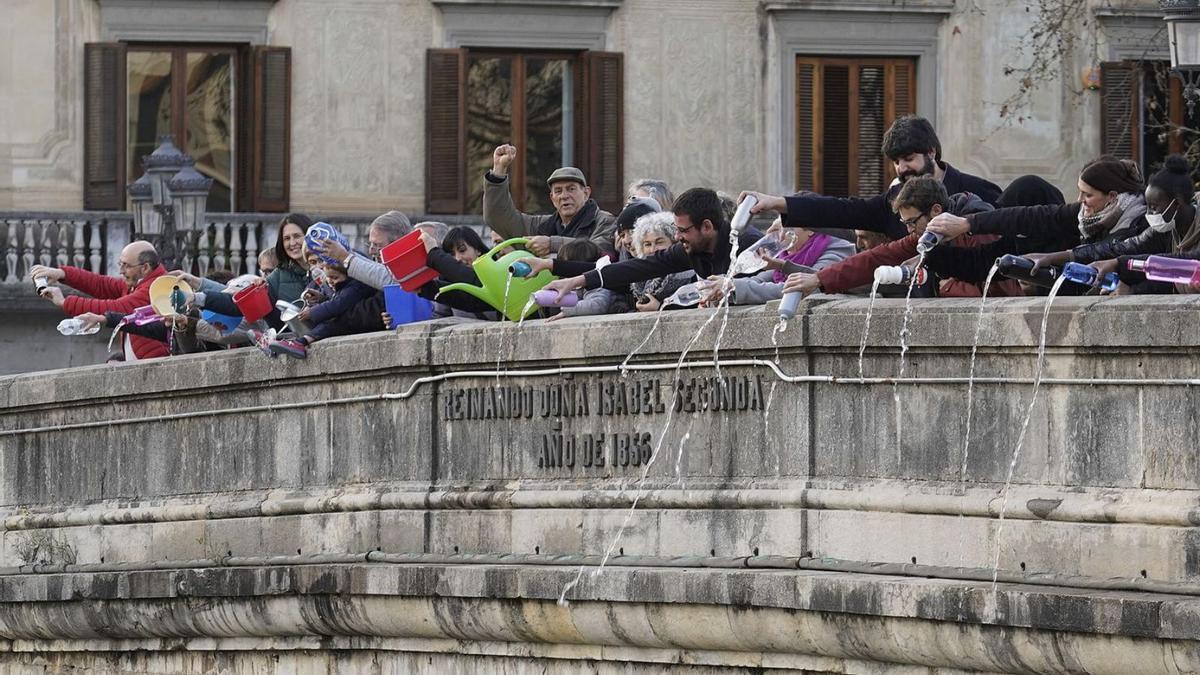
[61,265,170,360]
[815,233,1023,297]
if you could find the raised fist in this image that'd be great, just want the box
[492,144,518,176]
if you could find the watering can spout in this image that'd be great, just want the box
[435,282,489,303]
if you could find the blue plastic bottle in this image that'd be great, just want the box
[1061,262,1119,292]
[509,261,533,278]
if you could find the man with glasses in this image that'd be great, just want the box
[538,187,763,304]
[29,240,169,360]
[738,115,1002,241]
[780,176,1016,298]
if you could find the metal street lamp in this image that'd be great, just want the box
[126,135,211,270]
[1162,0,1200,115]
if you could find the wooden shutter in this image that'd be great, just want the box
[84,43,126,211]
[426,48,467,214]
[1101,61,1139,161]
[583,51,624,214]
[251,46,291,212]
[822,64,851,198]
[883,59,917,185]
[795,59,818,192]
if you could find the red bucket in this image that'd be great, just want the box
[233,283,273,323]
[381,230,440,292]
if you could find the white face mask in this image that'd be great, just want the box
[1146,199,1177,233]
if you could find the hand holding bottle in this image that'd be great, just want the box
[924,213,970,242]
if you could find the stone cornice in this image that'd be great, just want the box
[761,0,955,13]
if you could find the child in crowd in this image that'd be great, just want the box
[257,248,278,277]
[266,258,376,359]
[548,239,628,319]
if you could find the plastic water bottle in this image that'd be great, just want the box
[533,289,578,308]
[1127,255,1200,284]
[874,265,928,286]
[732,231,796,275]
[1061,262,1119,291]
[57,318,101,336]
[915,231,944,255]
[778,291,802,320]
[996,254,1059,289]
[34,276,49,296]
[509,261,533,278]
[730,194,758,234]
[663,282,704,308]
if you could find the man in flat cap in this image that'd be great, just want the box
[482,144,617,257]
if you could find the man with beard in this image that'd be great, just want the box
[30,240,169,360]
[741,115,1002,240]
[484,144,617,257]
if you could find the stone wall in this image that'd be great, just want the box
[0,0,1165,213]
[1,295,1200,672]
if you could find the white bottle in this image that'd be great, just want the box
[57,318,101,336]
[873,265,927,286]
[730,194,758,234]
[778,291,802,320]
[664,282,704,308]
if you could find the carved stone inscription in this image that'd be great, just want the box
[440,373,768,474]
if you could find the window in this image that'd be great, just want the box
[794,56,917,197]
[127,47,235,211]
[84,43,290,213]
[426,48,623,216]
[1101,60,1200,178]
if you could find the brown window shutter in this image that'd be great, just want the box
[84,43,126,211]
[251,46,291,212]
[1101,62,1139,161]
[855,65,886,196]
[881,59,917,186]
[426,48,467,214]
[583,51,624,214]
[795,59,818,192]
[821,64,851,198]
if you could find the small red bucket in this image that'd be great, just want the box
[381,230,440,292]
[233,284,273,323]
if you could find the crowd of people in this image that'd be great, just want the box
[28,115,1200,363]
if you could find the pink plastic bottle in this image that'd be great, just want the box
[1127,256,1200,284]
[533,289,578,308]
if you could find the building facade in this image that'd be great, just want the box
[0,0,1184,218]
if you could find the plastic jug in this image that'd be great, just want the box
[436,237,556,321]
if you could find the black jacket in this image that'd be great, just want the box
[783,163,1003,240]
[581,227,764,290]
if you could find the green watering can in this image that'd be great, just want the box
[436,237,556,321]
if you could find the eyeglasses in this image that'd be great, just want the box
[899,211,930,228]
[118,261,146,270]
[675,223,696,234]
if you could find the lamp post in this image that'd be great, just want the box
[127,135,212,270]
[1162,0,1200,116]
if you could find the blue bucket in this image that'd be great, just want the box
[383,285,433,328]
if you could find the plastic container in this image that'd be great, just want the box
[533,288,579,308]
[915,230,944,254]
[509,261,533,278]
[874,265,928,286]
[383,284,434,328]
[381,230,440,292]
[1128,255,1200,285]
[233,283,273,323]
[996,254,1059,289]
[778,291,802,320]
[1061,262,1119,291]
[57,318,100,336]
[731,231,796,275]
[730,194,758,233]
[34,276,49,295]
[664,282,704,308]
[201,310,243,336]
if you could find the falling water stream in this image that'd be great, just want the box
[558,231,746,605]
[493,274,515,388]
[892,253,927,447]
[990,275,1067,590]
[960,262,1001,483]
[763,318,787,478]
[857,278,883,381]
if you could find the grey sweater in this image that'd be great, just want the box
[730,236,856,305]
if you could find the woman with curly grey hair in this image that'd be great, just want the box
[628,211,696,311]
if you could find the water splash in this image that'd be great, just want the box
[960,262,1001,483]
[893,253,927,446]
[710,229,745,381]
[857,278,882,381]
[990,274,1067,590]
